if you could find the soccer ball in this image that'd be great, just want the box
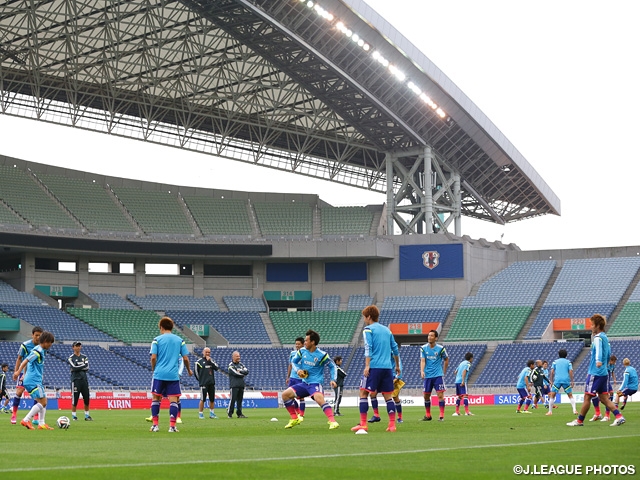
[57,416,70,429]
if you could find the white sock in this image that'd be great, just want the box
[24,403,43,422]
[40,407,46,425]
[569,396,576,412]
[548,396,554,409]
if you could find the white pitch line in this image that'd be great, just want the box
[1,434,638,473]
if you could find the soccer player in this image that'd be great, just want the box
[282,329,339,430]
[516,360,534,413]
[453,352,474,416]
[149,316,192,433]
[195,347,223,419]
[350,305,400,433]
[10,326,43,424]
[1,363,10,413]
[68,341,92,421]
[420,329,448,421]
[285,337,306,418]
[530,360,548,409]
[333,356,347,416]
[546,349,578,416]
[14,331,55,430]
[567,314,625,427]
[614,358,638,411]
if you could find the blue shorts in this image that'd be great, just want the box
[360,368,394,394]
[291,382,324,399]
[517,388,530,399]
[455,383,467,396]
[151,379,181,397]
[619,388,637,397]
[24,383,45,399]
[585,374,608,396]
[423,376,445,394]
[288,377,303,388]
[542,385,550,395]
[551,382,573,394]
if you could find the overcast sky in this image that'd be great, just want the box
[1,0,639,252]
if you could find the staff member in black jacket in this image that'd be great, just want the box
[227,351,249,418]
[195,347,224,419]
[68,342,92,421]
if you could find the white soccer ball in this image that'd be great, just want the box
[57,416,70,429]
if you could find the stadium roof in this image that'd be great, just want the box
[0,0,560,228]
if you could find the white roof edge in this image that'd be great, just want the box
[339,0,560,214]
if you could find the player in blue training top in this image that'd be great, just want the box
[285,336,306,418]
[149,316,192,433]
[615,358,638,411]
[350,305,400,433]
[546,349,577,415]
[516,360,534,413]
[13,331,55,430]
[10,326,43,425]
[567,314,625,427]
[453,352,474,416]
[281,329,339,430]
[420,330,448,421]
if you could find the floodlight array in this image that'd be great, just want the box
[297,0,447,119]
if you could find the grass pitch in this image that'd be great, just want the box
[1,405,638,479]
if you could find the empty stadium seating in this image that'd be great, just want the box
[128,294,220,311]
[183,196,252,235]
[67,308,191,345]
[0,165,78,229]
[381,295,455,310]
[0,280,48,306]
[88,293,136,309]
[223,296,266,312]
[0,305,117,342]
[379,308,450,326]
[447,261,555,342]
[347,294,374,311]
[253,201,313,235]
[36,174,136,233]
[111,186,194,234]
[167,311,270,345]
[321,206,373,235]
[607,284,640,337]
[525,257,640,339]
[270,311,361,344]
[313,295,340,311]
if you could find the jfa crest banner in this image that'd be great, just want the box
[399,244,464,280]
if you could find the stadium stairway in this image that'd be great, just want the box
[571,344,592,373]
[605,266,640,331]
[260,312,282,347]
[516,265,561,340]
[440,296,465,340]
[467,343,495,386]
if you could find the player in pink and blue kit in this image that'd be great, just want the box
[453,352,474,416]
[516,360,534,413]
[567,314,625,427]
[285,337,306,418]
[281,329,339,430]
[420,330,448,421]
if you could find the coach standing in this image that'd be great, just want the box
[68,341,92,421]
[195,347,223,419]
[227,351,249,418]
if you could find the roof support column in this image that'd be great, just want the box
[424,145,434,234]
[386,152,395,235]
[453,172,462,236]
